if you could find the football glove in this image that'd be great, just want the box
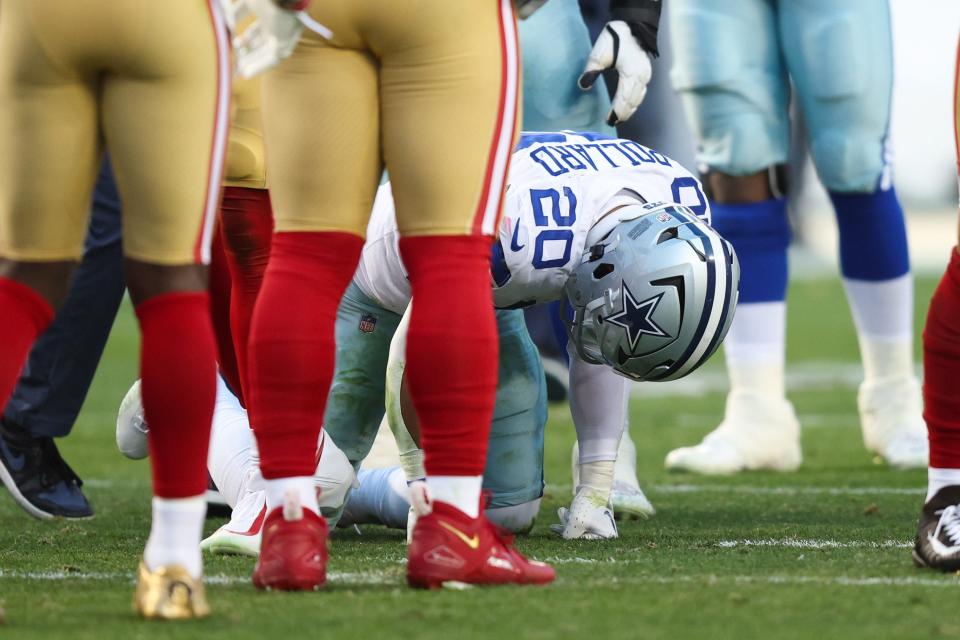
[578,20,653,126]
[217,0,331,79]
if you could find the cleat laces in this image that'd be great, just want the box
[931,505,960,550]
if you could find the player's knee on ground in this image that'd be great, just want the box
[486,499,542,534]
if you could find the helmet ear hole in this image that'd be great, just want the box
[592,263,615,280]
[657,227,679,244]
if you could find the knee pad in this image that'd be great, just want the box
[809,128,888,193]
[485,499,542,534]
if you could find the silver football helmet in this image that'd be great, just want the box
[563,201,739,382]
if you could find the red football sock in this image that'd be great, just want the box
[924,248,960,469]
[208,224,243,400]
[248,231,363,479]
[0,278,53,410]
[136,292,217,498]
[220,187,274,401]
[399,235,498,477]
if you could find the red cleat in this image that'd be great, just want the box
[407,501,556,589]
[252,498,328,591]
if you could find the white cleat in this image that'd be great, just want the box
[664,390,802,474]
[201,490,265,557]
[550,487,618,540]
[572,435,655,519]
[116,380,149,460]
[858,376,928,469]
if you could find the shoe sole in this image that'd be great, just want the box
[0,452,94,521]
[407,576,553,589]
[911,547,960,572]
[252,575,326,591]
[0,457,96,520]
[911,549,928,568]
[201,538,259,557]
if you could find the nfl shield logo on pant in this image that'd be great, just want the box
[359,313,378,334]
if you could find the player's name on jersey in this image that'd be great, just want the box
[523,137,674,177]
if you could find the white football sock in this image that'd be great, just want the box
[144,496,206,579]
[858,336,914,383]
[843,274,914,382]
[426,475,483,518]
[577,460,615,503]
[927,467,960,503]
[265,476,319,514]
[723,302,787,398]
[207,375,257,509]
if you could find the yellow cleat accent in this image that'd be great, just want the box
[133,561,210,620]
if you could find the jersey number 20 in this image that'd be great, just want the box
[530,187,577,270]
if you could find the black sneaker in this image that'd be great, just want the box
[0,419,93,519]
[913,485,960,571]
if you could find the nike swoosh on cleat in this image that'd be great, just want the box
[510,219,524,252]
[225,504,268,536]
[439,521,480,549]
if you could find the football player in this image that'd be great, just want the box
[518,0,662,519]
[230,0,550,591]
[665,0,926,473]
[913,37,960,571]
[118,131,739,548]
[0,0,229,619]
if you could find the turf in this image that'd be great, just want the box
[1,274,957,640]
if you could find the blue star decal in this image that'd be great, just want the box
[605,283,668,350]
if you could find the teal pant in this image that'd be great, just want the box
[324,283,547,508]
[670,0,895,192]
[519,0,614,134]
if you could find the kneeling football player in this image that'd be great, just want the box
[119,131,739,549]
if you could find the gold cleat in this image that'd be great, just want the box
[133,561,210,620]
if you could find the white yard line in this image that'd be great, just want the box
[4,568,954,589]
[715,538,912,549]
[546,483,924,496]
[0,569,395,586]
[593,574,960,588]
[655,484,925,496]
[633,361,921,398]
[674,412,860,429]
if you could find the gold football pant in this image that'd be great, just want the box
[0,0,230,265]
[262,0,520,238]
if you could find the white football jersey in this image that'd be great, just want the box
[352,132,709,314]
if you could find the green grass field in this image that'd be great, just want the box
[1,275,956,640]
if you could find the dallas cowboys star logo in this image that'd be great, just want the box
[605,283,669,350]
